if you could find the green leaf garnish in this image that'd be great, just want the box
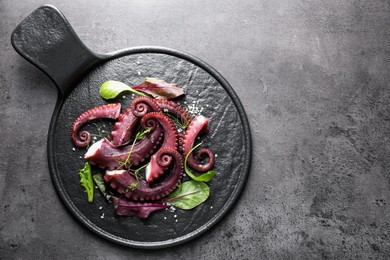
[79,162,94,202]
[93,173,106,195]
[164,180,210,210]
[184,143,216,182]
[100,80,146,100]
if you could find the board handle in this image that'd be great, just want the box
[11,5,107,97]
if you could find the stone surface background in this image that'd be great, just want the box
[1,0,390,259]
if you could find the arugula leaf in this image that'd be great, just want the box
[79,162,94,202]
[184,143,216,182]
[100,80,146,100]
[164,180,210,210]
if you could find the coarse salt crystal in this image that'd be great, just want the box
[122,95,126,99]
[72,148,76,151]
[99,206,103,210]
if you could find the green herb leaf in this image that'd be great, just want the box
[100,80,146,100]
[164,180,210,210]
[93,173,106,195]
[184,143,216,182]
[79,162,94,202]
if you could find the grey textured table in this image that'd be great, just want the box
[1,1,390,259]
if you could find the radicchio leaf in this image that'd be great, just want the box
[132,78,185,100]
[113,197,168,219]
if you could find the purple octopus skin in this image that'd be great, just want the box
[71,103,121,148]
[113,197,168,219]
[104,147,183,201]
[155,99,192,127]
[141,112,178,149]
[84,122,163,170]
[110,96,161,146]
[182,115,215,172]
[140,112,178,183]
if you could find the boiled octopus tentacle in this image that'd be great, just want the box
[182,115,215,172]
[110,97,160,146]
[131,96,161,117]
[141,112,178,182]
[141,112,178,150]
[71,103,121,148]
[104,147,183,201]
[155,99,192,127]
[84,122,163,170]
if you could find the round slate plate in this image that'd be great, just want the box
[50,49,251,248]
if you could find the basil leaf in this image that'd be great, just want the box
[164,180,210,210]
[99,80,146,100]
[79,162,94,202]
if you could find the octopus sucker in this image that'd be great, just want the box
[71,103,121,148]
[182,115,215,172]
